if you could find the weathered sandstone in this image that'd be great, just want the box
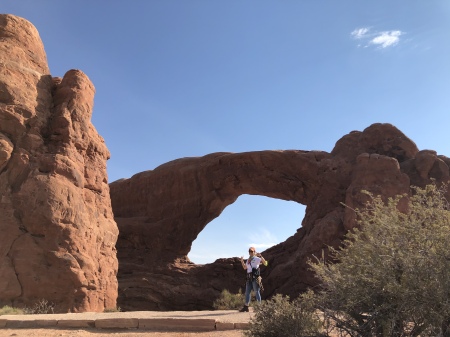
[110,123,450,311]
[2,14,449,314]
[0,14,118,312]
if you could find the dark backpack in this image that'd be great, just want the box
[251,267,260,279]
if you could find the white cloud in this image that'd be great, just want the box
[248,229,278,251]
[351,27,369,39]
[188,252,225,264]
[370,30,402,48]
[351,27,404,49]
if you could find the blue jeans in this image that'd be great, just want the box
[245,279,261,305]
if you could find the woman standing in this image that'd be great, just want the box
[239,247,268,312]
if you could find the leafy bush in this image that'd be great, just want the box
[311,184,450,337]
[213,289,245,310]
[0,305,25,315]
[244,291,323,337]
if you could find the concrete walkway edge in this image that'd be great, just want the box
[0,310,252,332]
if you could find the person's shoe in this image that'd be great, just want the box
[239,305,249,312]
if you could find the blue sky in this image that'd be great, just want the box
[2,1,450,263]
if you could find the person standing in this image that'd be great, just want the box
[239,247,268,312]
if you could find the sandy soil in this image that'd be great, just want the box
[0,328,245,337]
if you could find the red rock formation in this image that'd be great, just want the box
[3,15,448,314]
[110,123,450,311]
[0,14,118,312]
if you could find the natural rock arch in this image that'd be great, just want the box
[111,150,320,263]
[110,123,450,311]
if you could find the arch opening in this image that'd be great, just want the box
[188,195,306,264]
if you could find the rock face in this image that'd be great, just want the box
[110,123,450,311]
[0,14,118,312]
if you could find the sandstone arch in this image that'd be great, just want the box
[110,123,450,311]
[111,150,320,262]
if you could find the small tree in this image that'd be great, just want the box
[311,184,450,337]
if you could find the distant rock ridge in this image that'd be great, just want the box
[110,123,450,311]
[0,14,118,312]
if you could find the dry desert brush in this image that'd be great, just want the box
[244,291,323,337]
[0,305,25,315]
[213,289,245,310]
[310,183,450,337]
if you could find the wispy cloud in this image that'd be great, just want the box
[351,27,370,39]
[248,229,278,251]
[351,27,404,49]
[370,30,402,48]
[188,252,226,264]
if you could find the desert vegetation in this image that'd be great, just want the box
[213,289,245,310]
[0,300,123,316]
[0,299,55,315]
[244,183,450,337]
[0,305,25,315]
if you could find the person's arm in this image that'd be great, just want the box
[240,256,247,270]
[257,253,268,266]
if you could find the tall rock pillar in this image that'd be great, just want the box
[0,14,118,312]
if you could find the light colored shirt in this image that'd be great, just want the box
[246,256,262,273]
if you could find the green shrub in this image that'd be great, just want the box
[213,289,245,310]
[0,305,25,315]
[311,183,450,337]
[244,291,323,337]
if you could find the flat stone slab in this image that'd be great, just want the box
[0,310,252,331]
[35,319,58,327]
[5,320,38,328]
[139,318,216,331]
[235,322,250,329]
[216,322,235,330]
[57,319,95,328]
[95,318,139,329]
